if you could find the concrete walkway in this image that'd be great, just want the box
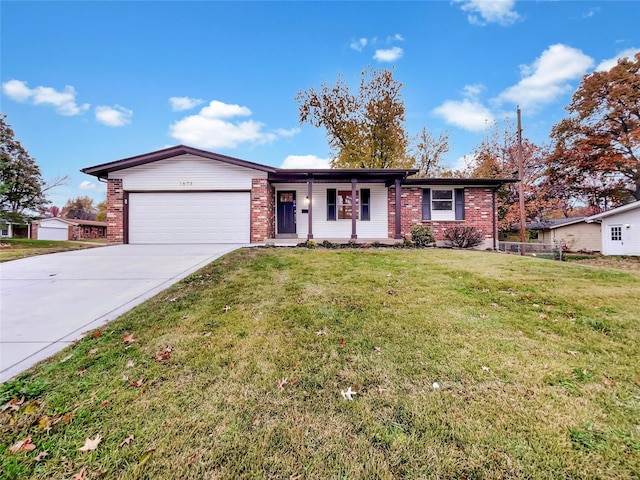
[0,244,243,382]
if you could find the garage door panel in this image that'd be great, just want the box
[129,192,250,244]
[38,227,69,241]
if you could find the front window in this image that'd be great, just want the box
[432,190,453,211]
[337,191,359,220]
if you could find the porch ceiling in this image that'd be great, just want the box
[268,169,417,183]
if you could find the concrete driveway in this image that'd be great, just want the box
[0,244,243,382]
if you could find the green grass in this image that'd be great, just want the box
[0,238,103,262]
[1,248,639,479]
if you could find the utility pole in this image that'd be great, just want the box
[517,107,526,255]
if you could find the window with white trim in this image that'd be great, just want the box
[610,226,622,241]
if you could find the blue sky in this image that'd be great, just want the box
[2,1,639,207]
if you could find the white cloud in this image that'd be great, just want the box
[281,155,331,169]
[169,96,204,111]
[374,46,403,62]
[200,100,252,118]
[350,38,368,51]
[454,0,520,26]
[387,33,404,43]
[596,48,640,71]
[169,99,295,149]
[95,105,133,127]
[2,79,90,115]
[79,180,106,192]
[274,127,301,137]
[463,83,485,98]
[497,44,594,110]
[433,99,495,132]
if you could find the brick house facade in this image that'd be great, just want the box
[83,145,509,248]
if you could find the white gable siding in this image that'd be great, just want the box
[273,183,388,238]
[109,154,267,191]
[601,209,640,255]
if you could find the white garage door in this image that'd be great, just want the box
[38,226,69,241]
[128,192,250,244]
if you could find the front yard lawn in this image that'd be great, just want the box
[0,238,105,262]
[1,248,639,479]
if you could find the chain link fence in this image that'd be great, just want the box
[498,241,564,260]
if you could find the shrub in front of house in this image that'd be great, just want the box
[410,225,435,248]
[443,226,483,249]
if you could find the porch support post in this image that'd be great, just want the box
[307,178,314,240]
[394,178,402,239]
[351,177,357,239]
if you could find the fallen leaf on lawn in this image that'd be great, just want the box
[339,338,345,347]
[539,314,548,320]
[3,396,25,412]
[533,303,540,308]
[153,345,173,362]
[122,375,129,381]
[119,435,134,447]
[89,348,98,355]
[76,369,88,376]
[188,451,202,464]
[603,378,617,387]
[202,332,212,337]
[482,366,490,372]
[482,288,490,293]
[34,451,48,461]
[101,400,110,408]
[126,359,135,368]
[72,466,87,480]
[525,293,533,298]
[38,416,53,431]
[432,382,440,390]
[223,305,230,312]
[138,448,156,466]
[92,330,102,339]
[277,377,288,391]
[479,314,488,319]
[23,402,38,414]
[489,303,499,308]
[374,346,382,356]
[340,386,357,401]
[123,333,135,344]
[314,329,326,336]
[130,378,145,388]
[382,302,390,307]
[566,350,579,356]
[9,437,36,453]
[79,434,102,452]
[387,289,396,295]
[169,297,178,302]
[60,354,73,363]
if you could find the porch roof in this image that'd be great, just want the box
[268,168,418,184]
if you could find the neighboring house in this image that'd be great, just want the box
[585,201,640,256]
[0,217,32,239]
[69,219,108,240]
[81,145,511,249]
[528,217,602,252]
[36,217,107,241]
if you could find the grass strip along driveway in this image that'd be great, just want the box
[0,239,104,263]
[1,248,639,479]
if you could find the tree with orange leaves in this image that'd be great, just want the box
[548,53,639,207]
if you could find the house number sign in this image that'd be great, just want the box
[179,181,193,186]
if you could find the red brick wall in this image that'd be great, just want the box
[388,186,496,247]
[71,225,107,240]
[107,178,124,244]
[30,223,38,239]
[251,179,275,242]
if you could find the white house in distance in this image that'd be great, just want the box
[585,200,640,256]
